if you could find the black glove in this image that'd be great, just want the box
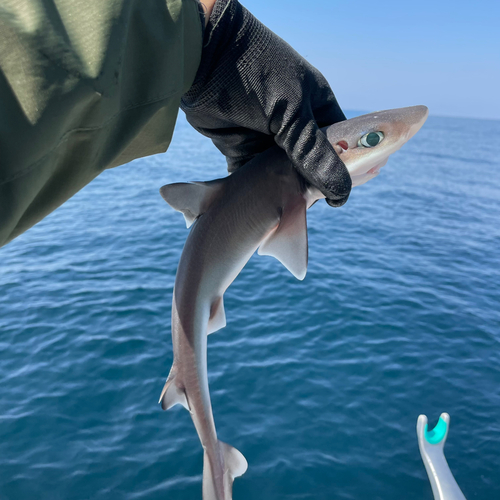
[181,0,351,207]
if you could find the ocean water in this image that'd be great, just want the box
[0,111,499,500]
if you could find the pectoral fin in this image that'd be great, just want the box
[258,198,308,280]
[160,179,226,228]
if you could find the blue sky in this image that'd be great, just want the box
[246,0,499,120]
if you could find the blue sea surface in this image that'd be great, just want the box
[1,111,499,500]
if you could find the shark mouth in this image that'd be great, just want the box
[349,159,389,187]
[367,159,388,175]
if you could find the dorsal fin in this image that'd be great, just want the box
[160,179,226,228]
[207,296,226,335]
[258,197,308,280]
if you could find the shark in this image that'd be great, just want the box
[158,105,429,500]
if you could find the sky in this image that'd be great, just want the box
[245,0,500,120]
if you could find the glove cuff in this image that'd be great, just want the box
[182,0,271,109]
[194,1,207,39]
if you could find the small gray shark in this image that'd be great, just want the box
[159,106,429,500]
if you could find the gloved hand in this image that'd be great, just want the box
[181,0,351,207]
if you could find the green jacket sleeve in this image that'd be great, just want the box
[0,0,203,247]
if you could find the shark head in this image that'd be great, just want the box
[323,105,429,187]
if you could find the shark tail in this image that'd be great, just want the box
[158,366,189,411]
[203,441,248,500]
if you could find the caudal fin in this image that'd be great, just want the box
[158,367,189,411]
[203,441,248,500]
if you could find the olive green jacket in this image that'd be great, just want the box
[0,0,203,247]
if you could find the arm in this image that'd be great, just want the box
[0,0,204,247]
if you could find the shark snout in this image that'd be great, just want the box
[322,105,429,187]
[406,105,429,140]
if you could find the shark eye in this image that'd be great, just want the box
[358,131,384,148]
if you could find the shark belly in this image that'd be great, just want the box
[165,195,281,499]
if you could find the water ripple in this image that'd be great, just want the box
[1,114,499,499]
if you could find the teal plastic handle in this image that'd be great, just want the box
[417,413,467,500]
[425,416,448,445]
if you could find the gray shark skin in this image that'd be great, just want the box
[159,106,428,500]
